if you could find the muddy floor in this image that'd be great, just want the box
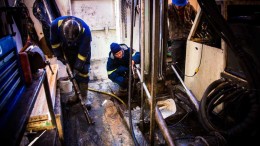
[60,79,138,146]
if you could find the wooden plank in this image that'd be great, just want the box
[30,64,58,119]
[26,120,54,131]
[28,115,48,123]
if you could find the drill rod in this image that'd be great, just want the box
[62,52,94,124]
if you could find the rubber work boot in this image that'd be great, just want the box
[79,82,91,110]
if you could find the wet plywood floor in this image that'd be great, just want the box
[61,80,136,146]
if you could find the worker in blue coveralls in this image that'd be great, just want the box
[107,42,140,96]
[50,16,92,109]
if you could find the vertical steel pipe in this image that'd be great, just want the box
[140,0,145,133]
[150,1,160,144]
[129,0,138,145]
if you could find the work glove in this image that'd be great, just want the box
[157,99,177,119]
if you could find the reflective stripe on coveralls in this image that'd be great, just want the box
[107,68,117,75]
[78,72,89,77]
[52,43,61,48]
[78,54,87,61]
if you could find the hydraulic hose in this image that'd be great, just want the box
[200,80,233,132]
[204,82,233,103]
[212,88,245,108]
[199,81,260,137]
[206,85,237,113]
[88,88,126,106]
[199,78,226,131]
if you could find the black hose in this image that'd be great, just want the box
[204,82,233,104]
[199,78,226,131]
[199,80,260,138]
[212,88,245,108]
[206,86,237,115]
[200,82,235,132]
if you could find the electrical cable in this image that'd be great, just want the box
[88,88,126,106]
[173,45,203,78]
[185,45,203,77]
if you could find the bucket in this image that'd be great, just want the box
[59,77,73,94]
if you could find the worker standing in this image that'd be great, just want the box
[168,0,197,79]
[50,16,92,109]
[107,43,140,96]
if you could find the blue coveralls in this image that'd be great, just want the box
[50,16,92,83]
[107,44,140,89]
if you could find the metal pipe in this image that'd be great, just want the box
[150,0,160,144]
[140,0,145,134]
[162,0,168,78]
[136,69,175,146]
[158,0,164,80]
[42,0,54,23]
[129,0,138,145]
[171,65,199,111]
[61,49,93,124]
[144,0,151,73]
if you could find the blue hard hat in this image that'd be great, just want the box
[110,43,121,54]
[172,0,188,6]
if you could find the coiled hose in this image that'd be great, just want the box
[199,79,259,137]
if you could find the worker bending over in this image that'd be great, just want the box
[50,16,92,109]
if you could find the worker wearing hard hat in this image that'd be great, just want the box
[168,0,197,79]
[50,16,92,109]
